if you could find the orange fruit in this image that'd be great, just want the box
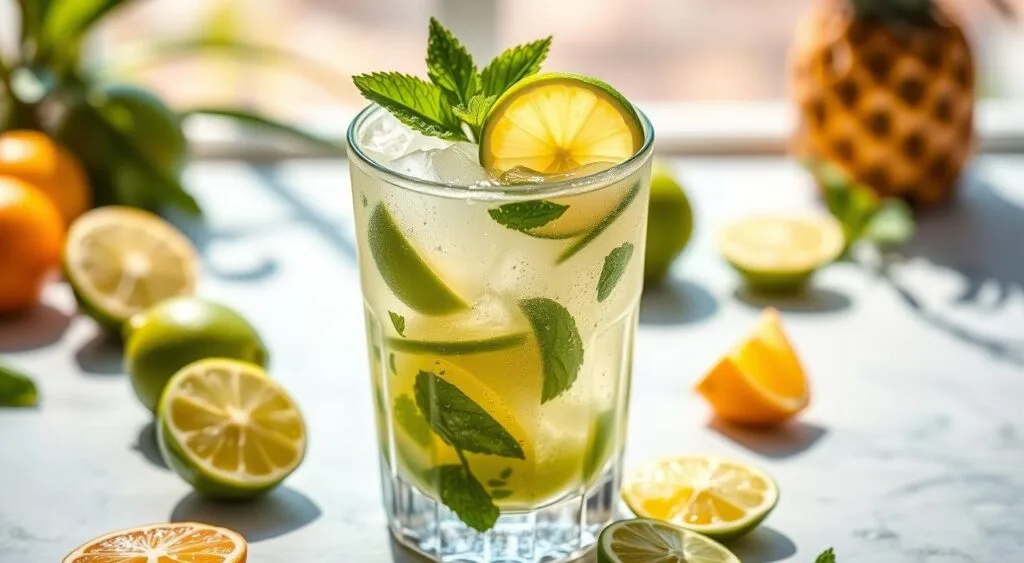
[0,130,91,226]
[62,522,247,563]
[695,308,809,426]
[0,177,65,313]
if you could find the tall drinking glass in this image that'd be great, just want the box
[347,104,654,562]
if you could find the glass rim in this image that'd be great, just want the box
[346,103,656,200]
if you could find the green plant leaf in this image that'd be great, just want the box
[40,0,132,59]
[353,72,466,141]
[815,548,836,563]
[388,311,406,337]
[557,181,641,264]
[480,37,552,98]
[414,370,526,459]
[427,17,478,107]
[436,464,499,532]
[864,198,916,246]
[488,200,568,232]
[519,298,584,403]
[597,242,635,302]
[1,361,38,407]
[452,94,496,139]
[179,107,343,153]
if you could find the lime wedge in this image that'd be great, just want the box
[598,519,739,563]
[368,203,468,315]
[63,206,199,331]
[622,456,779,540]
[157,358,306,500]
[480,72,643,175]
[386,333,527,355]
[718,214,844,293]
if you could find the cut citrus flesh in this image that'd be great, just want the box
[622,456,779,541]
[597,518,739,563]
[367,203,468,316]
[63,206,198,329]
[696,308,810,426]
[157,358,306,500]
[718,214,843,291]
[480,72,644,175]
[62,522,247,563]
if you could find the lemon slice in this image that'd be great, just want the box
[718,214,843,293]
[62,522,247,563]
[622,456,779,541]
[367,203,468,315]
[480,72,644,175]
[597,518,739,563]
[157,358,306,500]
[63,206,198,330]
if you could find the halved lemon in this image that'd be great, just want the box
[597,518,739,563]
[718,214,843,293]
[480,72,644,175]
[157,358,306,500]
[62,522,247,563]
[63,206,198,330]
[622,456,779,541]
[696,308,810,426]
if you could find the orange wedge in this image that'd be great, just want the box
[62,522,247,563]
[695,308,809,426]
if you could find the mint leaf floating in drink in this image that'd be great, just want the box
[519,298,584,403]
[426,17,478,108]
[488,200,569,232]
[597,242,635,302]
[413,370,525,459]
[437,463,499,532]
[352,73,466,141]
[480,37,552,98]
[389,311,406,337]
[0,361,38,407]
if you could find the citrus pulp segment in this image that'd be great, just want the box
[622,456,779,541]
[597,518,739,563]
[157,359,306,500]
[367,203,468,315]
[62,522,247,563]
[63,206,198,330]
[480,72,644,175]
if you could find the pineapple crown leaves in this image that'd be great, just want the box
[353,17,552,142]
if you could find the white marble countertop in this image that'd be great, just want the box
[2,155,1023,562]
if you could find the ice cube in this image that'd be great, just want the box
[431,142,490,184]
[358,112,414,164]
[496,162,618,186]
[389,149,441,181]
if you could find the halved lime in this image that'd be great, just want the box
[480,72,644,175]
[63,206,199,331]
[157,358,306,500]
[597,519,739,563]
[622,456,779,541]
[368,203,468,315]
[718,214,843,293]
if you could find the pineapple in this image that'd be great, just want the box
[789,0,978,207]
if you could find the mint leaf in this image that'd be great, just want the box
[427,17,478,107]
[353,72,466,140]
[480,37,552,97]
[487,479,506,487]
[557,181,641,264]
[597,242,634,302]
[491,489,513,500]
[388,352,397,375]
[437,464,499,532]
[0,362,38,407]
[864,198,915,246]
[519,298,584,403]
[389,311,406,337]
[414,370,526,459]
[815,548,836,563]
[488,200,568,232]
[453,94,496,139]
[500,467,512,479]
[394,395,433,447]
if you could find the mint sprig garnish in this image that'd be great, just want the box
[519,298,584,403]
[353,18,551,141]
[488,200,569,232]
[597,242,635,302]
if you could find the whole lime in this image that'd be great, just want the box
[124,297,268,414]
[644,161,693,285]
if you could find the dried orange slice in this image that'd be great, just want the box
[62,522,247,563]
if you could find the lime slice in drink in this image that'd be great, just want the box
[480,72,643,175]
[63,206,199,331]
[622,456,779,541]
[157,358,306,500]
[386,333,528,355]
[718,214,844,293]
[368,203,468,315]
[597,519,739,563]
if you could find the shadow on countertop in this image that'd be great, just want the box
[640,278,718,326]
[167,211,281,283]
[0,303,71,352]
[132,421,167,470]
[73,330,123,375]
[733,285,852,314]
[709,417,828,459]
[171,486,322,542]
[729,526,798,563]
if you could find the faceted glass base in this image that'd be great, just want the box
[382,455,623,562]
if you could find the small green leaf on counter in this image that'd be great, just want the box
[0,361,39,407]
[815,548,836,563]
